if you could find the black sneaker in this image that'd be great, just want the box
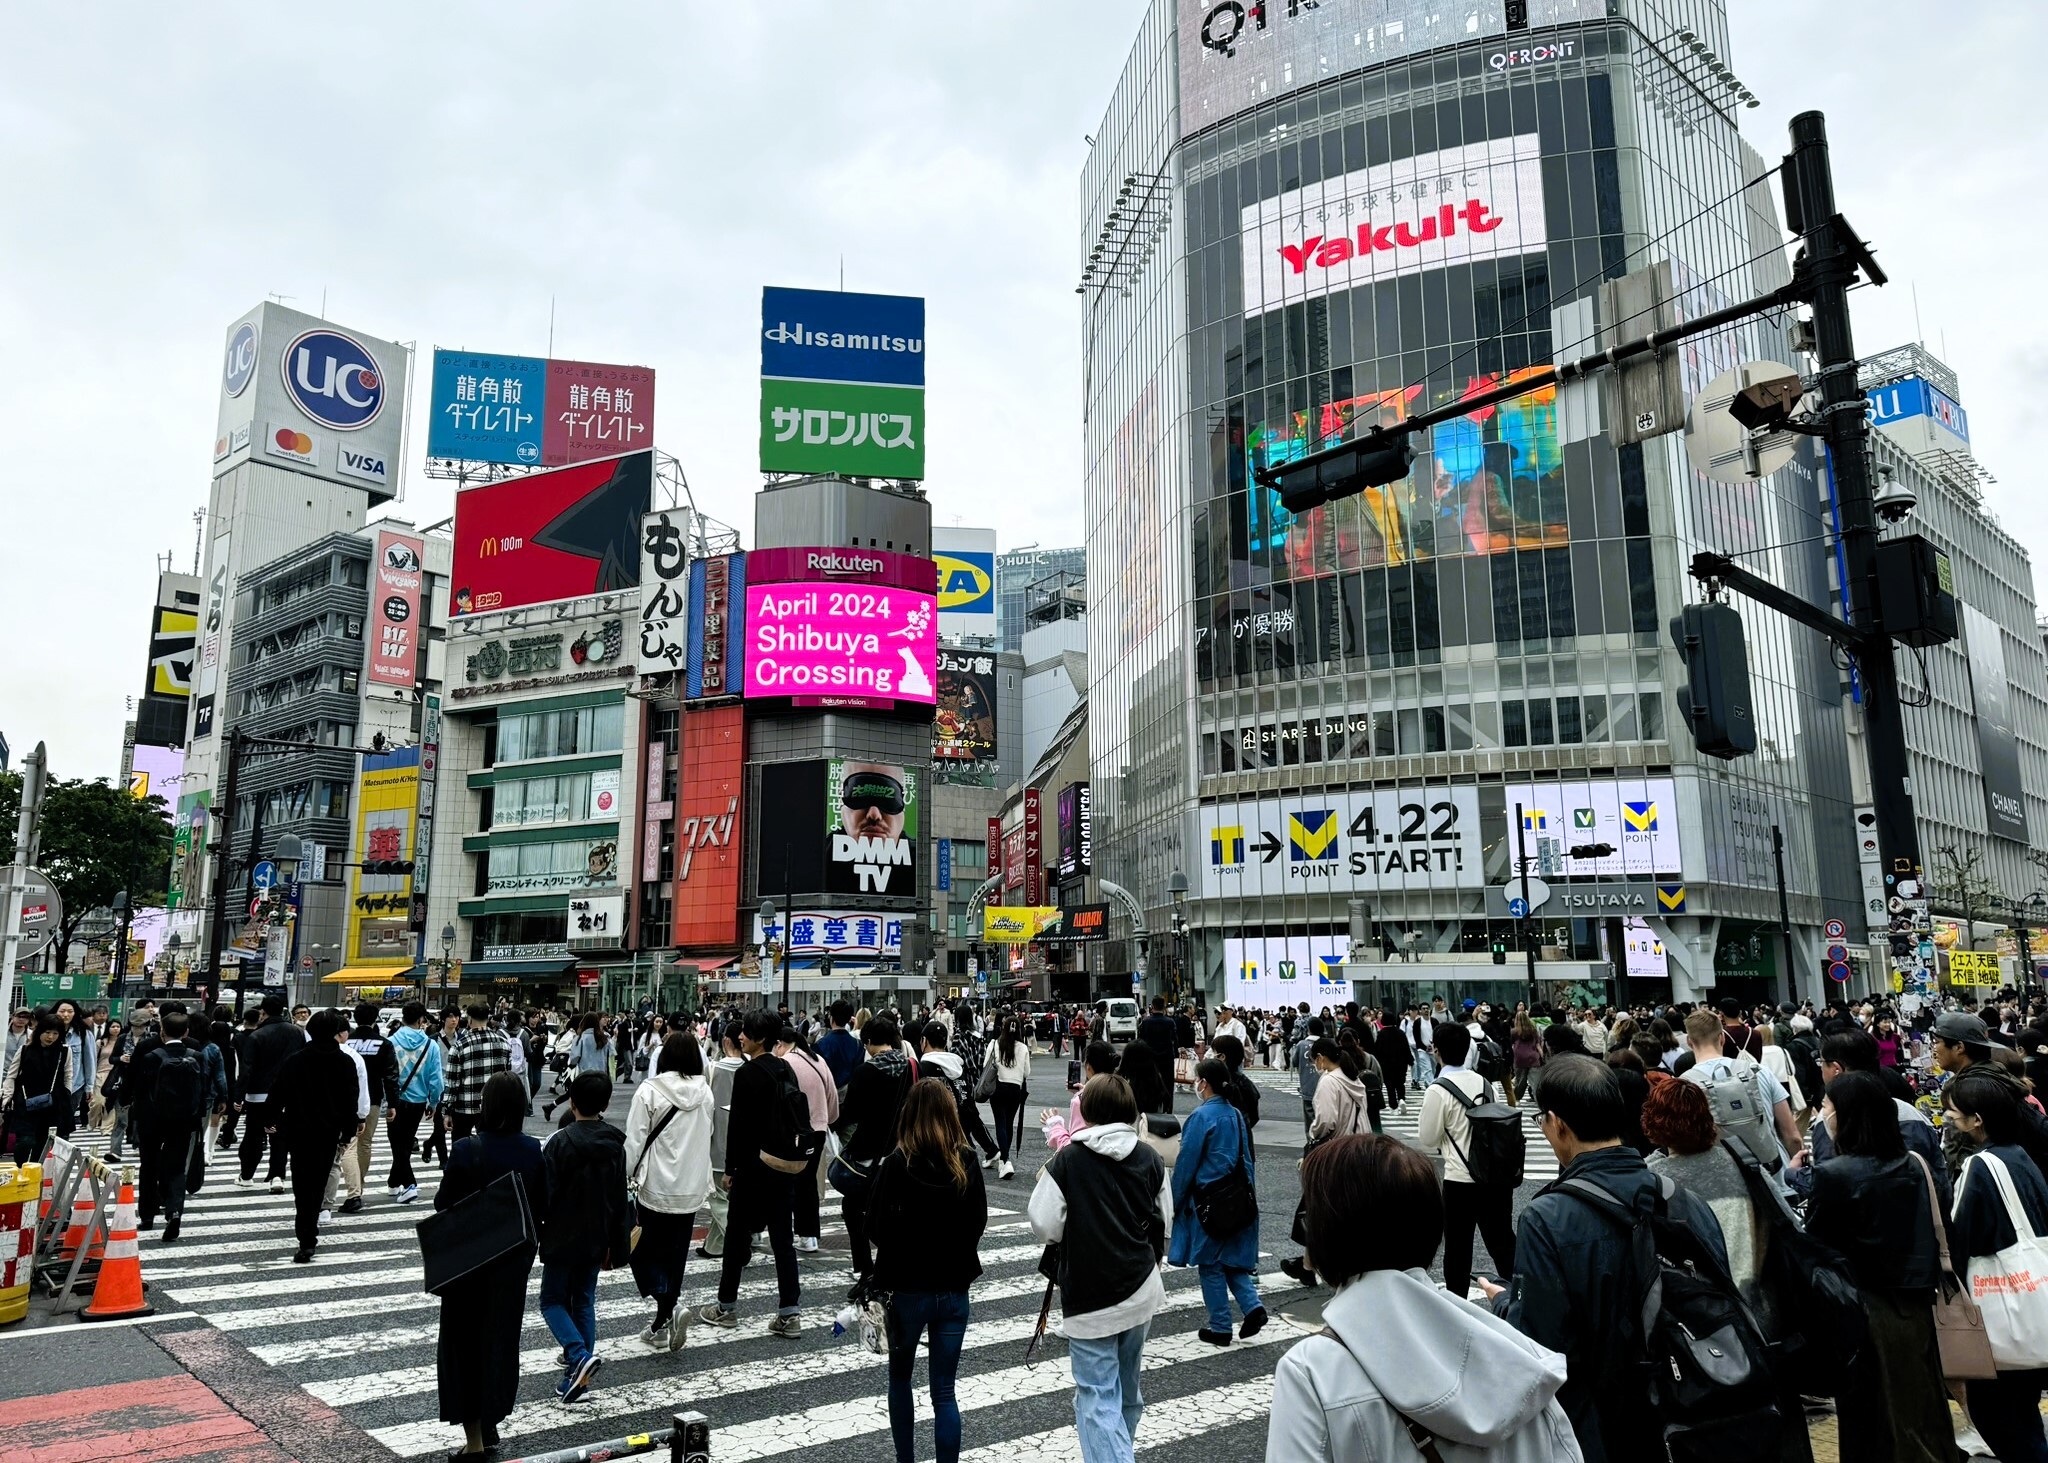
[1240,1306,1268,1339]
[161,1220,181,1244]
[292,1246,315,1264]
[1197,1328,1233,1346]
[1280,1256,1319,1287]
[338,1196,363,1215]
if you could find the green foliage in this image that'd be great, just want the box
[4,775,173,971]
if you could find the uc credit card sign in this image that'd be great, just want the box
[760,286,925,479]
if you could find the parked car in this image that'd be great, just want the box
[1102,998,1140,1042]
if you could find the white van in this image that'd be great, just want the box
[1103,998,1140,1041]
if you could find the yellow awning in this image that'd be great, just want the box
[322,965,417,985]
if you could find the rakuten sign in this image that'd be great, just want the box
[742,581,938,709]
[1240,134,1546,319]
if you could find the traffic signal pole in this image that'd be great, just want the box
[1783,111,1925,896]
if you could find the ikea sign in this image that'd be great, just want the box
[935,552,994,615]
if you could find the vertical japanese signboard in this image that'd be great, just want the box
[1023,787,1044,906]
[687,553,746,699]
[410,695,440,936]
[759,286,925,479]
[369,530,425,688]
[639,510,689,674]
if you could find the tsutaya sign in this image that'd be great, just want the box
[1241,134,1546,318]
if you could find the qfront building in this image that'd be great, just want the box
[1082,0,2048,1009]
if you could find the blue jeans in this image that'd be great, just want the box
[1197,1263,1261,1334]
[539,1259,600,1366]
[1412,1049,1436,1086]
[1068,1321,1148,1462]
[887,1290,969,1463]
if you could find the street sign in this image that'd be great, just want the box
[6,868,63,962]
[1826,943,1849,965]
[1824,918,1846,942]
[1827,959,1851,983]
[1507,897,1530,920]
[1131,975,1143,994]
[251,861,278,893]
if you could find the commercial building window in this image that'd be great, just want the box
[493,772,602,828]
[497,702,625,763]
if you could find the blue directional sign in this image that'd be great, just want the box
[251,860,278,894]
[1508,896,1530,919]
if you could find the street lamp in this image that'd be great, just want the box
[440,922,456,1010]
[1168,870,1189,1002]
[758,898,787,1013]
[273,833,304,884]
[109,889,131,1002]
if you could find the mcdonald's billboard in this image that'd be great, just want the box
[449,450,653,617]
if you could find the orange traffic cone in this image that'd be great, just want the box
[56,1185,105,1265]
[78,1178,151,1322]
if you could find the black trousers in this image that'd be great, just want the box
[138,1122,199,1224]
[387,1101,426,1188]
[719,1172,798,1308]
[239,1100,287,1181]
[959,1099,997,1160]
[448,1111,478,1145]
[793,1148,823,1240]
[1440,1179,1516,1300]
[289,1137,341,1249]
[990,1082,1026,1161]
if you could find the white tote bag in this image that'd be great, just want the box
[1959,1151,2048,1369]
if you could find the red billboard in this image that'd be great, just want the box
[672,703,744,949]
[450,451,652,617]
[368,530,425,687]
[545,359,656,466]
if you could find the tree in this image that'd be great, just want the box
[0,775,173,972]
[1933,845,2003,951]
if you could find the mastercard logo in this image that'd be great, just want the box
[273,429,313,455]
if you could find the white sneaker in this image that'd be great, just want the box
[269,1179,284,1194]
[639,1320,667,1347]
[980,1153,996,1170]
[395,1185,420,1204]
[317,1210,332,1227]
[234,1176,256,1189]
[667,1311,689,1351]
[799,1236,820,1253]
[999,1159,1016,1180]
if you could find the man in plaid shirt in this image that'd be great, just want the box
[443,1003,514,1143]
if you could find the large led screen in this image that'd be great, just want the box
[743,582,937,709]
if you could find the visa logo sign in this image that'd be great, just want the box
[934,552,994,614]
[338,447,389,486]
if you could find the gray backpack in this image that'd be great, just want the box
[1694,1060,1782,1171]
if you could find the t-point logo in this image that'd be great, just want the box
[223,322,258,398]
[281,328,385,431]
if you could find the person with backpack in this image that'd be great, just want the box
[1290,1016,1326,1139]
[385,1003,445,1204]
[1803,1071,1955,1463]
[235,993,309,1193]
[776,1025,839,1254]
[833,1016,918,1296]
[1029,1074,1171,1461]
[536,1071,631,1403]
[869,1078,989,1463]
[1483,1054,1750,1463]
[127,1007,224,1242]
[622,1033,713,1351]
[266,1010,364,1264]
[1267,1134,1579,1462]
[1417,1022,1520,1300]
[697,1009,810,1336]
[1170,1058,1265,1346]
[1679,1009,1804,1185]
[919,1024,997,1166]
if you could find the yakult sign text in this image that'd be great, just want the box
[1241,134,1546,318]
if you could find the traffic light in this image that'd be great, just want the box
[1268,433,1416,515]
[1491,936,1508,965]
[1670,602,1756,759]
[1569,843,1616,860]
[361,858,415,876]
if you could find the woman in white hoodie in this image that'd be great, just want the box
[1266,1134,1582,1463]
[623,1032,715,1350]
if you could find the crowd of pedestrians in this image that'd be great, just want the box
[13,983,2048,1461]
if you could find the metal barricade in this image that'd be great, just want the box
[501,1411,709,1463]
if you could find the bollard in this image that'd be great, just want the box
[0,1163,41,1326]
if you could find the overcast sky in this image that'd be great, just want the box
[3,1,2041,783]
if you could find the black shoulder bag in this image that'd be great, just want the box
[1190,1107,1258,1237]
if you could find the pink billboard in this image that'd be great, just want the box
[369,529,425,687]
[744,582,937,709]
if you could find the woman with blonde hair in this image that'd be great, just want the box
[868,1078,988,1463]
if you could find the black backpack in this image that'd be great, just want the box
[1787,1033,1823,1110]
[758,1056,823,1175]
[1560,1173,1784,1462]
[151,1043,207,1123]
[1226,1071,1261,1129]
[1433,1077,1525,1187]
[1473,1035,1511,1082]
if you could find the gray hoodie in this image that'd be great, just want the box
[1265,1267,1581,1462]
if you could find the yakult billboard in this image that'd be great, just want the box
[1241,134,1546,318]
[368,530,425,688]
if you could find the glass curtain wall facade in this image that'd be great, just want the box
[1087,0,1859,1005]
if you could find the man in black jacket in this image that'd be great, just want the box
[699,1009,805,1336]
[1136,999,1177,1111]
[1485,1054,1729,1463]
[128,1007,226,1242]
[237,995,309,1191]
[538,1071,629,1404]
[265,1009,361,1262]
[339,1002,397,1214]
